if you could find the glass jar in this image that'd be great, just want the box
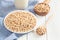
[14,0,29,9]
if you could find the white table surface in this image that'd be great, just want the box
[17,0,60,40]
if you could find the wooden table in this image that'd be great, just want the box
[17,0,60,40]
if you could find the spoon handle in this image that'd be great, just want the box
[45,14,55,26]
[43,0,50,4]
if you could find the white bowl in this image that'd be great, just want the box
[4,10,38,34]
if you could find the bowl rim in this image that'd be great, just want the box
[4,10,38,34]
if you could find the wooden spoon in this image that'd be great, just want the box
[34,14,54,36]
[34,0,50,16]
